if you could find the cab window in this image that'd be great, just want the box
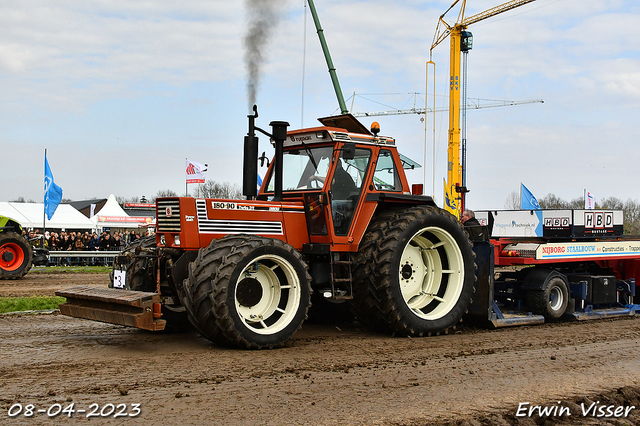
[372,149,401,192]
[265,146,333,192]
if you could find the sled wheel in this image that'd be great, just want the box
[351,206,475,336]
[527,276,569,320]
[186,235,311,349]
[0,232,34,279]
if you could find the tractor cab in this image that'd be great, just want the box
[257,114,411,250]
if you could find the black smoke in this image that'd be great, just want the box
[244,0,285,110]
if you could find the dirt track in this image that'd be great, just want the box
[2,272,640,425]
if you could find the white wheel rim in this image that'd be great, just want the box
[234,254,302,335]
[549,285,564,311]
[398,226,465,320]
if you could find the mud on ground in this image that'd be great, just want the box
[1,272,640,425]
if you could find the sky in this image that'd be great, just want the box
[1,0,639,211]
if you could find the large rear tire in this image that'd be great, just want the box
[0,231,33,280]
[351,206,475,336]
[184,235,311,349]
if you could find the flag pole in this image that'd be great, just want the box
[519,182,522,210]
[42,149,47,248]
[185,158,188,197]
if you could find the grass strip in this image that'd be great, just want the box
[0,296,66,314]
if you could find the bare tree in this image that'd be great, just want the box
[623,199,640,235]
[567,197,584,209]
[116,195,142,205]
[10,197,36,203]
[194,181,242,200]
[152,189,178,202]
[539,193,567,209]
[598,196,624,210]
[504,191,520,209]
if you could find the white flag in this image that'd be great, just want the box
[186,159,207,184]
[585,190,595,209]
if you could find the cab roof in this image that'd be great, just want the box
[285,113,395,148]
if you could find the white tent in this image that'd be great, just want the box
[91,194,154,230]
[0,202,95,230]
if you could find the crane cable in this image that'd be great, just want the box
[301,0,308,128]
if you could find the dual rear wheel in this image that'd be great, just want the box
[350,206,476,336]
[181,235,311,349]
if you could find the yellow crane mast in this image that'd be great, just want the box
[430,0,537,218]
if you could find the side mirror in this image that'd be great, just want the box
[259,151,270,167]
[342,142,356,160]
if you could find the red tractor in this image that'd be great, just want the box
[58,108,475,349]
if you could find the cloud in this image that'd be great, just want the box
[0,1,245,113]
[1,0,639,209]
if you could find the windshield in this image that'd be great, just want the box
[266,146,333,192]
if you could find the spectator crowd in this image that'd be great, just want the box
[23,229,151,266]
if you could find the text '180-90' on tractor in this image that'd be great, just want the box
[56,107,476,349]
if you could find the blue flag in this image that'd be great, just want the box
[44,153,63,220]
[521,183,541,210]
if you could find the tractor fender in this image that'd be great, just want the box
[0,215,23,233]
[522,268,568,291]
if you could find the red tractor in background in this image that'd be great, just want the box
[1,215,49,279]
[58,107,476,349]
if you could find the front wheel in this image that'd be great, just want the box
[351,206,475,336]
[0,232,34,279]
[185,235,311,349]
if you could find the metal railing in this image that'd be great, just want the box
[46,251,122,266]
[47,251,121,258]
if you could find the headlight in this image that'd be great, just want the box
[174,235,180,246]
[160,235,166,246]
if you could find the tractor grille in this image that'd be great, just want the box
[156,199,181,232]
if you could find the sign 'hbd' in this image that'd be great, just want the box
[474,210,624,239]
[575,211,622,236]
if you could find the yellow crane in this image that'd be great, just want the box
[430,0,537,218]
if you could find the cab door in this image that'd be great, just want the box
[327,146,372,240]
[303,143,373,247]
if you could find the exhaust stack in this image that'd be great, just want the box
[242,106,289,201]
[270,120,289,202]
[243,106,259,200]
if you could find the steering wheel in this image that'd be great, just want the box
[307,175,323,189]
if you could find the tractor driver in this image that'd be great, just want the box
[307,158,357,198]
[330,158,359,235]
[330,159,357,200]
